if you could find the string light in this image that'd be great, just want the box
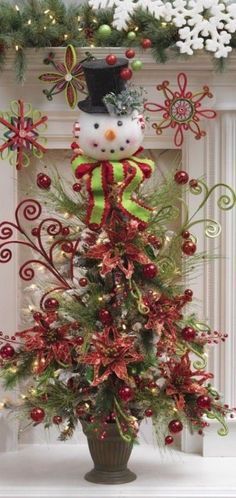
[78,27,83,32]
[77,16,81,21]
[43,26,47,30]
[49,14,53,19]
[52,19,56,24]
[134,26,139,31]
[161,22,167,27]
[15,4,20,11]
[0,401,6,410]
[64,34,68,40]
[44,9,50,14]
[15,45,19,51]
[28,19,32,25]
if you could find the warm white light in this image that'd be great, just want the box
[15,5,20,11]
[15,45,19,51]
[28,19,32,25]
[44,9,50,14]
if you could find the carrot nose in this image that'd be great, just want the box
[104,129,116,141]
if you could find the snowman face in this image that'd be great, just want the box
[77,111,145,161]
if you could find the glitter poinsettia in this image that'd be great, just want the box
[39,45,88,109]
[87,219,150,278]
[145,72,216,147]
[16,312,81,373]
[0,100,47,170]
[160,353,213,410]
[81,328,143,386]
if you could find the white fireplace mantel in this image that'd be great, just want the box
[0,48,235,458]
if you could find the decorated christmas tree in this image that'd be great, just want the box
[0,57,235,484]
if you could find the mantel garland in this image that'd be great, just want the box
[0,0,236,82]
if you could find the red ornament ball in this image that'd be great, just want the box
[125,48,135,59]
[118,386,134,402]
[62,227,70,236]
[165,435,174,445]
[168,419,183,434]
[182,326,196,341]
[44,298,59,311]
[53,415,62,425]
[196,395,211,410]
[79,277,88,287]
[189,179,198,188]
[37,173,51,190]
[143,263,158,279]
[174,170,189,185]
[120,68,133,81]
[33,311,43,322]
[73,183,82,192]
[106,54,117,65]
[145,408,153,417]
[98,308,113,325]
[184,289,193,298]
[61,242,73,253]
[141,38,152,49]
[182,230,190,239]
[30,407,45,423]
[31,227,39,237]
[0,343,15,359]
[76,336,84,346]
[182,240,197,255]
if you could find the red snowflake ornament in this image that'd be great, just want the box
[0,100,47,170]
[39,45,88,109]
[145,73,216,147]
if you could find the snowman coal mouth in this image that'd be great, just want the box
[95,141,130,154]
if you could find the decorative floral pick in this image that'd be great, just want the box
[39,45,90,109]
[145,72,216,147]
[0,100,47,170]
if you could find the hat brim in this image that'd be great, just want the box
[78,98,108,114]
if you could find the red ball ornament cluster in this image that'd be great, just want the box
[182,240,197,255]
[44,298,59,311]
[141,38,152,49]
[168,419,183,434]
[143,263,158,279]
[0,343,15,359]
[30,407,45,423]
[118,386,134,402]
[174,170,189,185]
[120,68,133,81]
[98,308,113,325]
[37,173,51,190]
[106,54,117,65]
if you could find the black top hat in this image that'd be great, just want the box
[78,58,128,114]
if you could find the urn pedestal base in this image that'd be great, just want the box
[82,422,136,485]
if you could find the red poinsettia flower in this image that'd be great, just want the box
[16,312,81,373]
[87,220,150,278]
[39,45,87,109]
[160,353,213,410]
[80,327,143,386]
[144,294,185,336]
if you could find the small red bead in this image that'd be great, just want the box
[79,277,88,287]
[143,263,158,279]
[138,221,147,231]
[37,173,51,190]
[165,435,174,445]
[168,419,183,434]
[196,395,211,410]
[61,242,73,253]
[106,54,117,65]
[44,298,59,311]
[76,336,84,346]
[33,311,43,322]
[184,289,193,297]
[98,308,113,325]
[174,170,189,185]
[141,38,152,49]
[182,230,190,239]
[62,227,70,236]
[73,183,82,192]
[189,179,198,188]
[31,227,39,236]
[118,386,134,402]
[120,68,133,81]
[0,343,15,359]
[30,407,45,423]
[182,326,196,341]
[182,240,197,255]
[53,415,62,425]
[125,49,135,59]
[145,408,153,417]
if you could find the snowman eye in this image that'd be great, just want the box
[117,121,123,126]
[94,123,99,129]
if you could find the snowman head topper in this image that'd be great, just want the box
[76,58,146,161]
